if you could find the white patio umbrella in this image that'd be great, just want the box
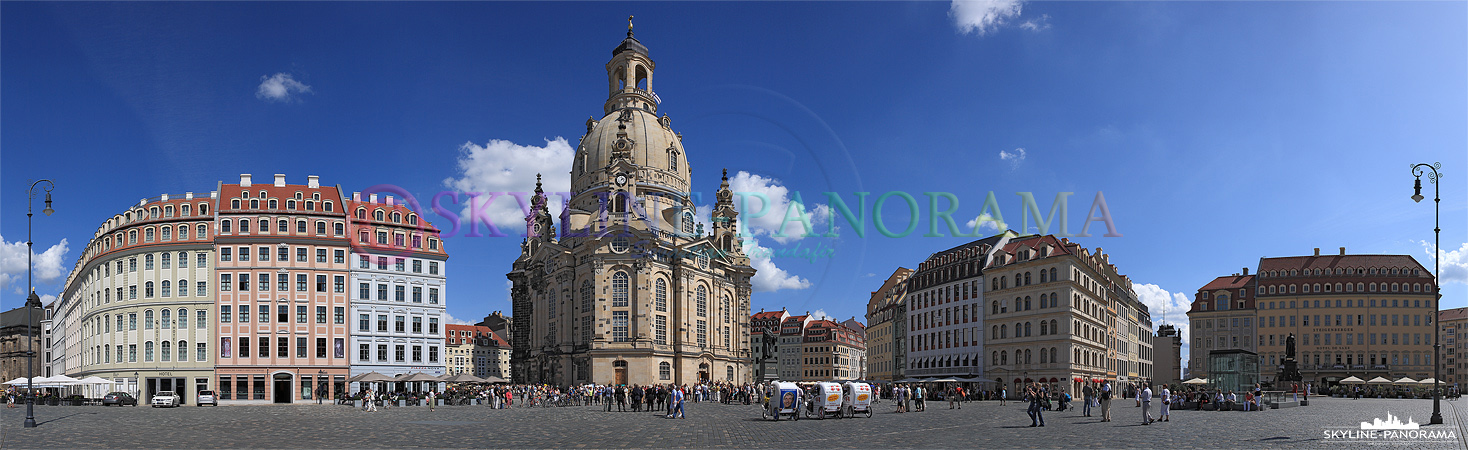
[1415,378,1438,386]
[2,377,36,385]
[1393,377,1418,385]
[1339,376,1365,385]
[1182,378,1208,385]
[1367,377,1393,385]
[75,376,113,398]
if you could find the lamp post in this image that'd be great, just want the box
[1410,162,1443,425]
[23,179,54,428]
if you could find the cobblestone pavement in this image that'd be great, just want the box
[1,397,1465,449]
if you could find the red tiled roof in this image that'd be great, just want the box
[1258,254,1429,276]
[1440,307,1468,322]
[344,199,442,233]
[1199,274,1255,291]
[219,182,346,216]
[750,311,785,320]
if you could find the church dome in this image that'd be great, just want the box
[569,26,692,207]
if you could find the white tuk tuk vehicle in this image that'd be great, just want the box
[841,382,874,418]
[763,382,802,421]
[805,382,844,419]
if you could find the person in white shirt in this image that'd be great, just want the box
[1139,383,1154,425]
[1158,386,1171,422]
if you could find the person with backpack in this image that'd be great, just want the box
[1082,383,1095,417]
[1099,382,1112,422]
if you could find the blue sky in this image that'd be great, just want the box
[3,2,1465,369]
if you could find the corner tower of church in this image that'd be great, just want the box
[508,19,756,387]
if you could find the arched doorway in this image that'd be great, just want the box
[614,360,628,385]
[698,363,710,382]
[272,373,293,403]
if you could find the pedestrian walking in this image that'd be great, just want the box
[1159,386,1170,422]
[427,390,436,412]
[668,386,685,419]
[1026,385,1045,427]
[1140,383,1153,425]
[1000,387,1007,406]
[1082,383,1094,417]
[1099,383,1112,422]
[367,390,379,412]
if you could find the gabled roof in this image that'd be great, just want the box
[1258,254,1429,276]
[1440,307,1468,322]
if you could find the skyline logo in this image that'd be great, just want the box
[1359,412,1419,430]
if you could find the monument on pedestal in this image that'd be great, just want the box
[1277,333,1305,406]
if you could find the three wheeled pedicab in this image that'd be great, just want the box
[841,382,874,418]
[762,382,802,421]
[805,382,844,419]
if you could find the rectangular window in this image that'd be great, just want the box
[221,305,232,323]
[378,315,388,332]
[377,257,387,270]
[316,306,327,324]
[412,317,423,333]
[359,314,370,331]
[428,346,438,363]
[259,304,269,323]
[334,307,344,324]
[129,344,137,362]
[411,345,422,362]
[429,262,439,275]
[317,249,327,263]
[395,286,405,302]
[221,248,231,261]
[238,273,250,291]
[359,283,370,300]
[197,281,207,297]
[413,260,422,273]
[412,287,422,303]
[259,335,268,357]
[239,305,250,323]
[359,256,370,269]
[258,273,269,292]
[655,315,667,345]
[257,246,269,262]
[278,304,289,323]
[296,248,307,262]
[220,274,232,291]
[279,337,289,358]
[278,246,289,261]
[239,247,250,261]
[613,311,629,342]
[297,274,307,292]
[297,305,307,323]
[378,344,388,361]
[395,258,405,272]
[334,249,345,263]
[316,337,327,358]
[296,336,307,358]
[333,276,345,293]
[378,284,388,300]
[698,320,707,347]
[316,275,327,292]
[429,288,439,304]
[197,310,207,329]
[359,344,371,361]
[428,318,438,334]
[395,316,406,333]
[395,345,405,362]
[278,273,289,291]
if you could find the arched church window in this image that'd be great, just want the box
[612,272,629,307]
[696,286,707,317]
[655,279,667,312]
[682,212,694,235]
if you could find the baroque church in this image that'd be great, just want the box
[507,21,756,386]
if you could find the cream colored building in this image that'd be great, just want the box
[446,324,509,380]
[52,193,220,403]
[864,268,911,382]
[507,26,754,386]
[984,235,1151,395]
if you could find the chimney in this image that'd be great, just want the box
[274,174,286,187]
[161,194,169,201]
[1243,268,1249,276]
[352,192,360,201]
[1313,248,1320,256]
[139,199,147,206]
[369,193,378,203]
[210,191,218,199]
[386,195,395,206]
[185,192,194,200]
[1340,247,1346,256]
[240,174,252,187]
[307,175,320,189]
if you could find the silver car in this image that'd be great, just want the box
[196,390,218,406]
[151,391,180,408]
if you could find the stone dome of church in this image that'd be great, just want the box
[569,25,692,205]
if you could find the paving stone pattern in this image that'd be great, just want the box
[1,397,1465,448]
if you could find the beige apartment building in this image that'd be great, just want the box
[865,268,912,382]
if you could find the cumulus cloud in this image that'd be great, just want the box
[255,73,312,102]
[0,236,71,292]
[39,294,56,307]
[1134,282,1193,363]
[745,236,813,293]
[730,171,830,244]
[443,138,575,235]
[998,147,1027,170]
[810,309,835,321]
[1416,240,1468,285]
[442,312,473,326]
[951,0,1026,35]
[965,212,1007,233]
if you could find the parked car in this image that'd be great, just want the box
[151,391,180,408]
[101,392,137,407]
[196,390,218,406]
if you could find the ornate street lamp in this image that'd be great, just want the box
[23,179,54,428]
[1410,162,1443,425]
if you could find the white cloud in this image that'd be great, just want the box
[39,294,56,307]
[255,73,312,103]
[865,273,876,278]
[1415,240,1468,285]
[951,0,1025,35]
[1019,14,1051,32]
[964,212,1007,233]
[744,236,813,293]
[998,147,1027,170]
[443,138,575,235]
[810,309,835,321]
[729,171,830,244]
[442,312,473,326]
[0,236,71,292]
[1134,283,1193,364]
